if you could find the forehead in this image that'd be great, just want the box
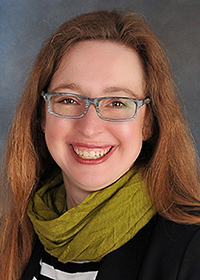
[48,40,145,97]
[57,40,144,72]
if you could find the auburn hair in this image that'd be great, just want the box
[0,10,200,279]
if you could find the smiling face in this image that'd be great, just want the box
[44,40,148,208]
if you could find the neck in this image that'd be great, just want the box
[62,172,92,209]
[66,192,89,210]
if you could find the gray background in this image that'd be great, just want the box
[1,0,200,157]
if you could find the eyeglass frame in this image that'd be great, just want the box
[41,91,151,122]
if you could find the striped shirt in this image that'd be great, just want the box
[26,241,101,280]
[35,256,99,279]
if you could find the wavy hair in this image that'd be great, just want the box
[1,10,200,279]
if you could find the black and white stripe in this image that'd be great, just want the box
[22,239,101,280]
[32,249,100,280]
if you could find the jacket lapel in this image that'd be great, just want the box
[96,217,154,280]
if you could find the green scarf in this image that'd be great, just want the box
[27,167,156,263]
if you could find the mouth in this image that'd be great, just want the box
[73,146,112,159]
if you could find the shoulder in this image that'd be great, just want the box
[152,214,200,241]
[138,215,200,280]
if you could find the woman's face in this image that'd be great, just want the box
[44,40,148,207]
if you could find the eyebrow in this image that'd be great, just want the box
[50,84,140,98]
[104,87,140,99]
[50,83,80,93]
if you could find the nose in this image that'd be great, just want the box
[75,104,103,137]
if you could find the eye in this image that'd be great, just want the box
[52,95,81,106]
[110,100,127,107]
[104,98,129,109]
[58,98,77,105]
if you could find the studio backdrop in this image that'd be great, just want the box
[0,0,200,157]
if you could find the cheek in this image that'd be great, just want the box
[44,116,68,150]
[45,118,59,141]
[113,120,144,154]
[43,117,72,168]
[120,119,144,140]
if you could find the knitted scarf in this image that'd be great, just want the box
[27,167,156,263]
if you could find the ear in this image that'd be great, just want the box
[40,102,46,133]
[41,118,46,133]
[41,110,46,133]
[142,122,151,141]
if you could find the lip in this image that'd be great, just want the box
[69,143,116,164]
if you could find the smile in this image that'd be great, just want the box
[73,147,111,159]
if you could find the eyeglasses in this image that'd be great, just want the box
[41,91,150,122]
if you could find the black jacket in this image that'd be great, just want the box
[22,215,200,279]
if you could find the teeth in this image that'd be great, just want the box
[74,147,111,159]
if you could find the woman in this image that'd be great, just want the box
[1,10,200,280]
